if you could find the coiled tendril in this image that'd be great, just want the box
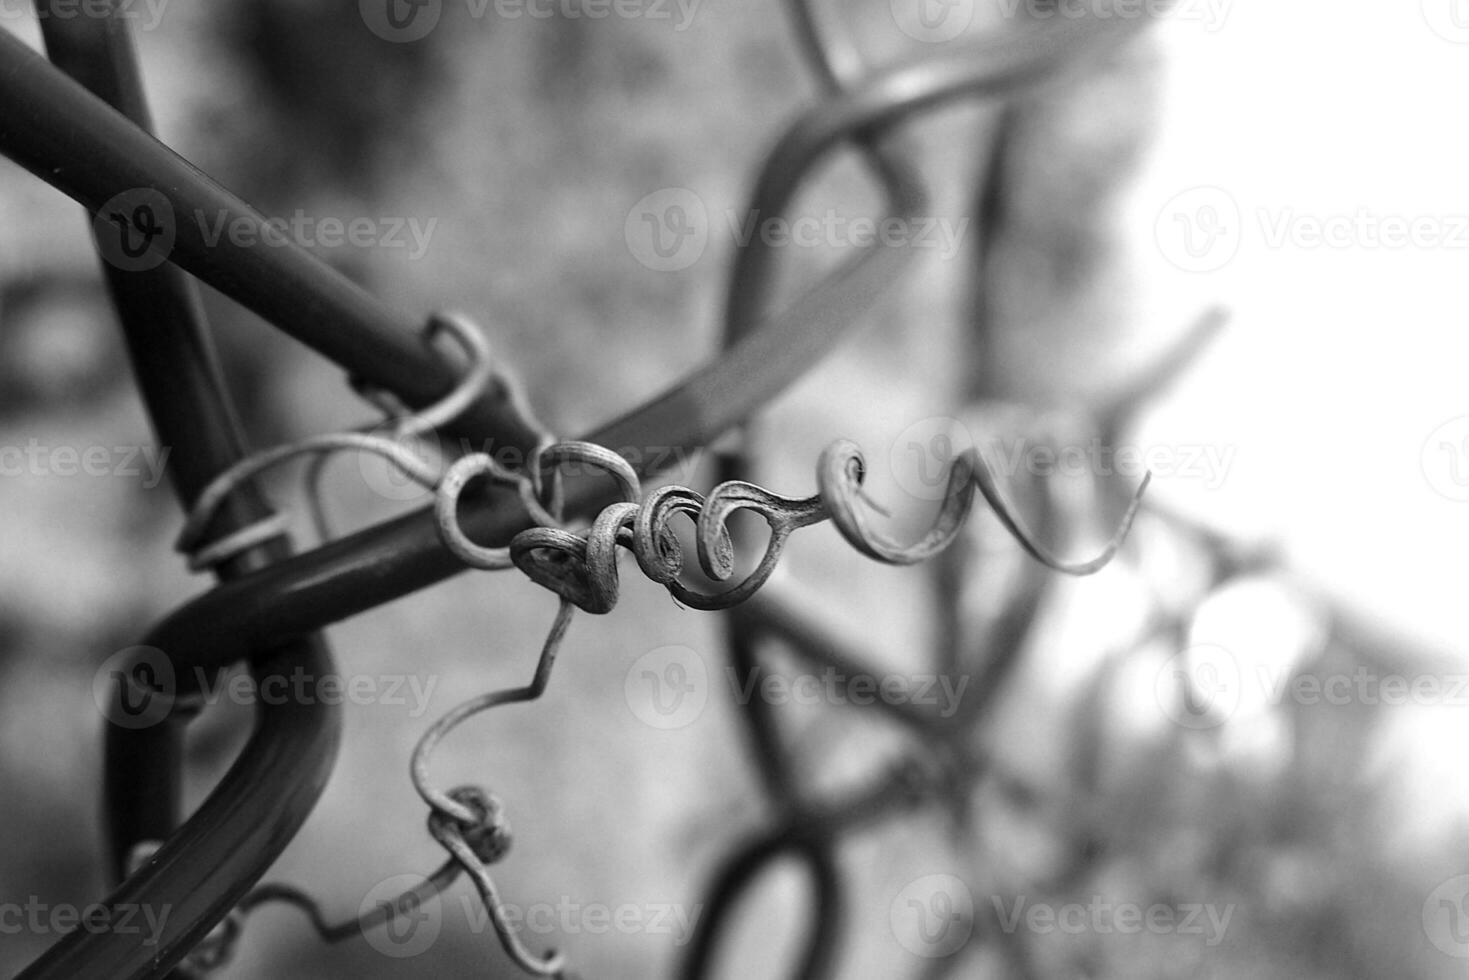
[436,435,1148,618]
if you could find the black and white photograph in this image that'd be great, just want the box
[1,1,1466,977]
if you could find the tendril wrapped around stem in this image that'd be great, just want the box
[436,435,1149,616]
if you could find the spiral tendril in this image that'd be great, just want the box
[436,435,1148,618]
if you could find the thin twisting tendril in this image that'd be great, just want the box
[176,312,504,571]
[179,426,1145,979]
[435,436,1147,619]
[408,599,576,977]
[185,605,575,979]
[404,436,1146,975]
[168,313,570,975]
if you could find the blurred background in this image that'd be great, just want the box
[2,1,1469,978]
